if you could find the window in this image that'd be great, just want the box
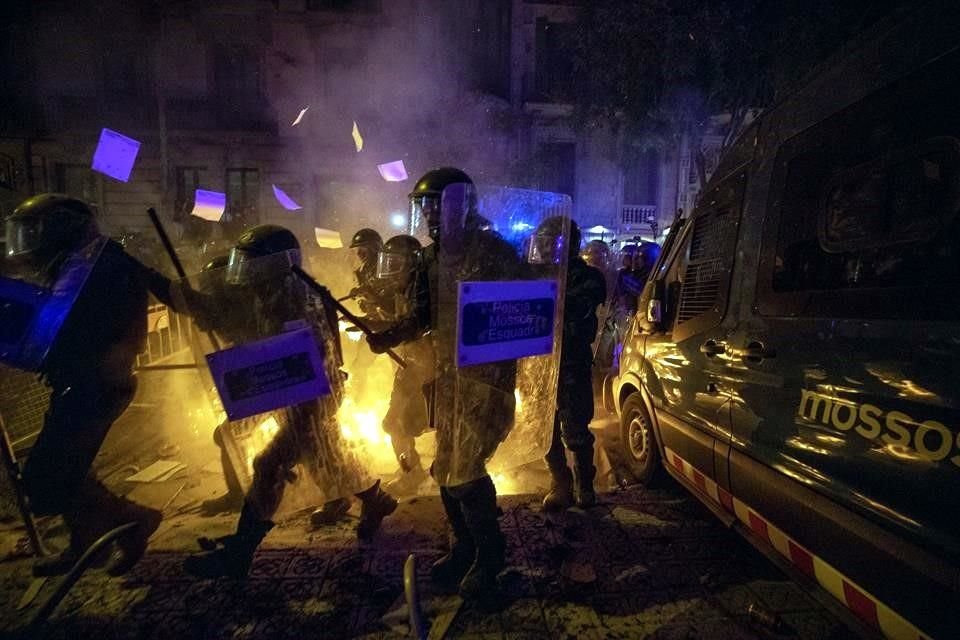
[623,148,660,205]
[472,0,511,99]
[214,45,271,130]
[757,48,960,319]
[31,156,48,193]
[55,163,98,205]
[173,167,206,221]
[539,143,576,198]
[224,168,260,237]
[214,46,261,100]
[659,172,744,340]
[534,18,575,101]
[306,0,381,11]
[103,40,149,97]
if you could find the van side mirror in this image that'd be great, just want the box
[638,279,665,332]
[646,298,662,324]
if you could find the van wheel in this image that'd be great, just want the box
[620,393,660,484]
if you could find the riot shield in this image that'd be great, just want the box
[423,183,570,489]
[173,251,373,509]
[0,237,108,371]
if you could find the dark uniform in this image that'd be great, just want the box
[4,194,172,577]
[542,220,607,510]
[368,168,519,604]
[376,235,434,494]
[183,225,397,579]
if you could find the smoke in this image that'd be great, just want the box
[266,0,517,246]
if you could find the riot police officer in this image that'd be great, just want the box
[535,218,607,511]
[376,235,433,495]
[184,225,397,578]
[348,228,391,320]
[4,194,171,576]
[367,168,520,604]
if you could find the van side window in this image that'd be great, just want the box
[669,171,745,340]
[758,49,960,319]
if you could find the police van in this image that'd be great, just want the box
[611,5,959,639]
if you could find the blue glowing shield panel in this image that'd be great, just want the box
[456,279,557,368]
[206,327,331,421]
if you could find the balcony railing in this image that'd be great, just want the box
[621,204,657,227]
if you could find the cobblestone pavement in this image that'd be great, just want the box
[0,482,859,640]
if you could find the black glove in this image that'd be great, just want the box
[367,329,399,354]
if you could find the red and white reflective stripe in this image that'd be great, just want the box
[663,447,931,640]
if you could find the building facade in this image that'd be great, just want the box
[0,0,729,264]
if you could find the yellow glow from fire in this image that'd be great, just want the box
[339,320,362,342]
[336,324,407,477]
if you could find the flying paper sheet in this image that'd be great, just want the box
[291,106,309,126]
[191,189,226,222]
[272,184,302,211]
[314,227,343,249]
[91,128,141,182]
[377,160,408,182]
[352,121,363,152]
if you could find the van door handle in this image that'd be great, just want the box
[743,341,776,363]
[699,340,726,357]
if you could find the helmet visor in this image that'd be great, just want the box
[376,250,410,280]
[409,194,440,240]
[527,230,566,265]
[225,247,299,286]
[5,216,44,258]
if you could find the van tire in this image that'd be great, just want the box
[620,393,660,485]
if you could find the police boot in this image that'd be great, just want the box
[572,447,598,509]
[47,478,162,577]
[430,487,475,591]
[201,442,244,516]
[355,479,398,541]
[32,507,94,577]
[105,495,164,576]
[385,444,428,497]
[309,497,352,527]
[542,437,574,513]
[183,502,273,579]
[457,476,506,606]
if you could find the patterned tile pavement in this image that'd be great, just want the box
[0,485,860,639]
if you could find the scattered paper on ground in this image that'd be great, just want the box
[126,459,184,483]
[377,160,408,182]
[314,227,343,248]
[291,106,309,126]
[352,121,363,152]
[91,128,141,182]
[610,506,675,528]
[272,184,302,211]
[561,559,597,584]
[191,189,226,222]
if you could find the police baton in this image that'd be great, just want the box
[147,208,187,279]
[291,265,407,369]
[147,208,221,350]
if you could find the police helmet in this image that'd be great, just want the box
[349,228,383,250]
[5,194,98,263]
[408,167,475,241]
[202,254,230,273]
[226,224,301,285]
[635,241,661,271]
[581,239,611,270]
[529,216,578,265]
[377,234,422,280]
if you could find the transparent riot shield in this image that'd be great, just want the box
[173,250,375,511]
[0,237,108,371]
[421,183,570,490]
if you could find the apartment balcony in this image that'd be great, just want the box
[621,204,657,227]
